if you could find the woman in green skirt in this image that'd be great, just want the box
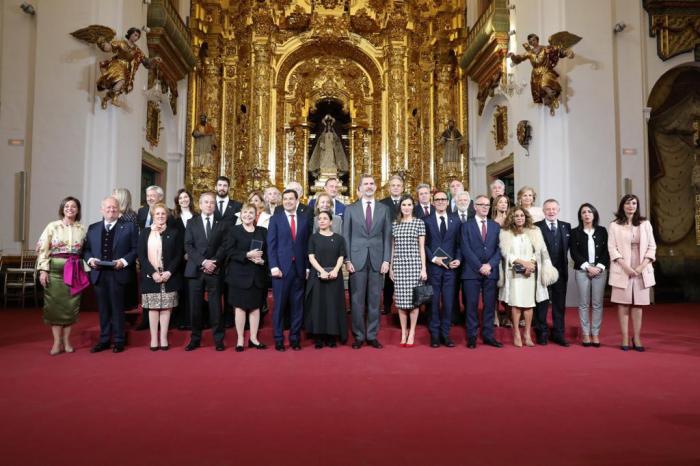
[37,197,89,355]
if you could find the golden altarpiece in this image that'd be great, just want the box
[184,0,469,201]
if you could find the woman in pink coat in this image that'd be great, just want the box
[607,194,656,352]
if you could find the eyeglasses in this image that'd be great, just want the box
[475,203,490,207]
[434,198,448,201]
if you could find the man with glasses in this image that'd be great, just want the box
[424,191,461,347]
[460,195,503,349]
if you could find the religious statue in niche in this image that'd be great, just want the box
[308,114,349,177]
[70,26,161,109]
[438,119,464,164]
[508,31,581,115]
[192,114,216,169]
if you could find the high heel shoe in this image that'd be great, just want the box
[524,339,535,347]
[248,340,267,350]
[160,345,169,351]
[235,345,244,352]
[150,346,159,352]
[49,344,63,356]
[620,345,629,351]
[632,341,645,352]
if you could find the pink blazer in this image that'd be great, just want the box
[607,220,656,289]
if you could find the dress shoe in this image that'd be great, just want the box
[184,341,200,351]
[150,346,159,352]
[466,337,477,349]
[248,340,267,350]
[483,338,503,348]
[90,342,110,353]
[160,345,169,351]
[112,344,125,353]
[552,338,570,347]
[430,336,440,348]
[215,343,225,351]
[351,340,363,349]
[235,345,244,352]
[49,345,63,356]
[291,342,302,351]
[314,340,324,349]
[275,342,286,352]
[536,337,548,346]
[367,339,383,349]
[327,340,337,348]
[442,336,456,348]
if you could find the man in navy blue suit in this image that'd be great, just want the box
[413,183,435,219]
[84,197,138,353]
[308,177,346,218]
[268,189,310,351]
[460,195,503,349]
[424,191,461,348]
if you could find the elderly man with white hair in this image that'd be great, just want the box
[489,179,506,203]
[137,185,164,229]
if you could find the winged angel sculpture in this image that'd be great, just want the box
[508,31,582,115]
[71,26,161,109]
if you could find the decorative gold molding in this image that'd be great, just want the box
[146,101,161,147]
[643,0,700,60]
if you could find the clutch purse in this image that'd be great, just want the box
[412,284,433,307]
[513,263,526,274]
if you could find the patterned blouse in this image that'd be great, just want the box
[36,220,87,271]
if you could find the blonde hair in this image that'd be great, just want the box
[517,186,537,206]
[112,188,133,214]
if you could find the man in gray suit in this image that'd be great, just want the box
[343,174,392,349]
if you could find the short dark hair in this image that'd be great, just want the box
[577,203,600,228]
[282,189,299,200]
[324,177,338,186]
[317,211,332,222]
[126,27,140,40]
[216,176,230,186]
[614,194,646,226]
[527,33,539,41]
[58,196,82,222]
[395,194,415,223]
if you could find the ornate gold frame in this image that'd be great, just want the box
[146,102,161,147]
[492,105,508,150]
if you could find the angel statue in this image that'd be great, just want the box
[71,26,161,109]
[308,114,349,177]
[508,32,581,115]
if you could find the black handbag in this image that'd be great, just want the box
[412,284,434,307]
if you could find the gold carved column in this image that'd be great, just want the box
[386,44,408,184]
[350,124,372,194]
[248,40,273,188]
[221,42,237,182]
[435,60,461,190]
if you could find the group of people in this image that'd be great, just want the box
[36,174,657,355]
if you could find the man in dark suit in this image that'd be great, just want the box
[460,195,503,349]
[343,175,392,349]
[136,185,164,230]
[214,176,242,224]
[424,191,461,347]
[184,192,230,351]
[414,183,435,219]
[84,196,138,353]
[535,198,571,346]
[308,177,346,218]
[268,189,311,351]
[451,189,474,324]
[378,174,405,314]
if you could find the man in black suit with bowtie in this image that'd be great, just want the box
[184,192,230,351]
[535,198,571,347]
[84,197,138,353]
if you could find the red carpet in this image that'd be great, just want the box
[1,304,699,466]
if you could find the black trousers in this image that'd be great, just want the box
[535,277,567,340]
[188,273,224,345]
[94,271,126,344]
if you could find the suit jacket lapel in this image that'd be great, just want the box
[111,221,121,252]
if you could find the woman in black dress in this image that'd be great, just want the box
[224,203,269,352]
[172,188,195,330]
[305,211,347,348]
[137,203,183,350]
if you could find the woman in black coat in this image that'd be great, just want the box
[224,203,270,352]
[570,203,610,347]
[138,203,183,350]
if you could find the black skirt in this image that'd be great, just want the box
[228,283,267,311]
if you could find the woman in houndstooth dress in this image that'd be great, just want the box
[390,195,427,347]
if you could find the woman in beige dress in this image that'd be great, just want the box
[607,194,656,352]
[499,207,557,347]
[517,186,544,223]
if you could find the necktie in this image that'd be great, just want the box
[365,202,372,232]
[290,214,296,241]
[481,220,487,241]
[439,216,447,238]
[205,216,212,238]
[219,200,224,214]
[394,200,398,207]
[550,222,556,234]
[106,223,112,232]
[424,206,430,216]
[460,213,466,223]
